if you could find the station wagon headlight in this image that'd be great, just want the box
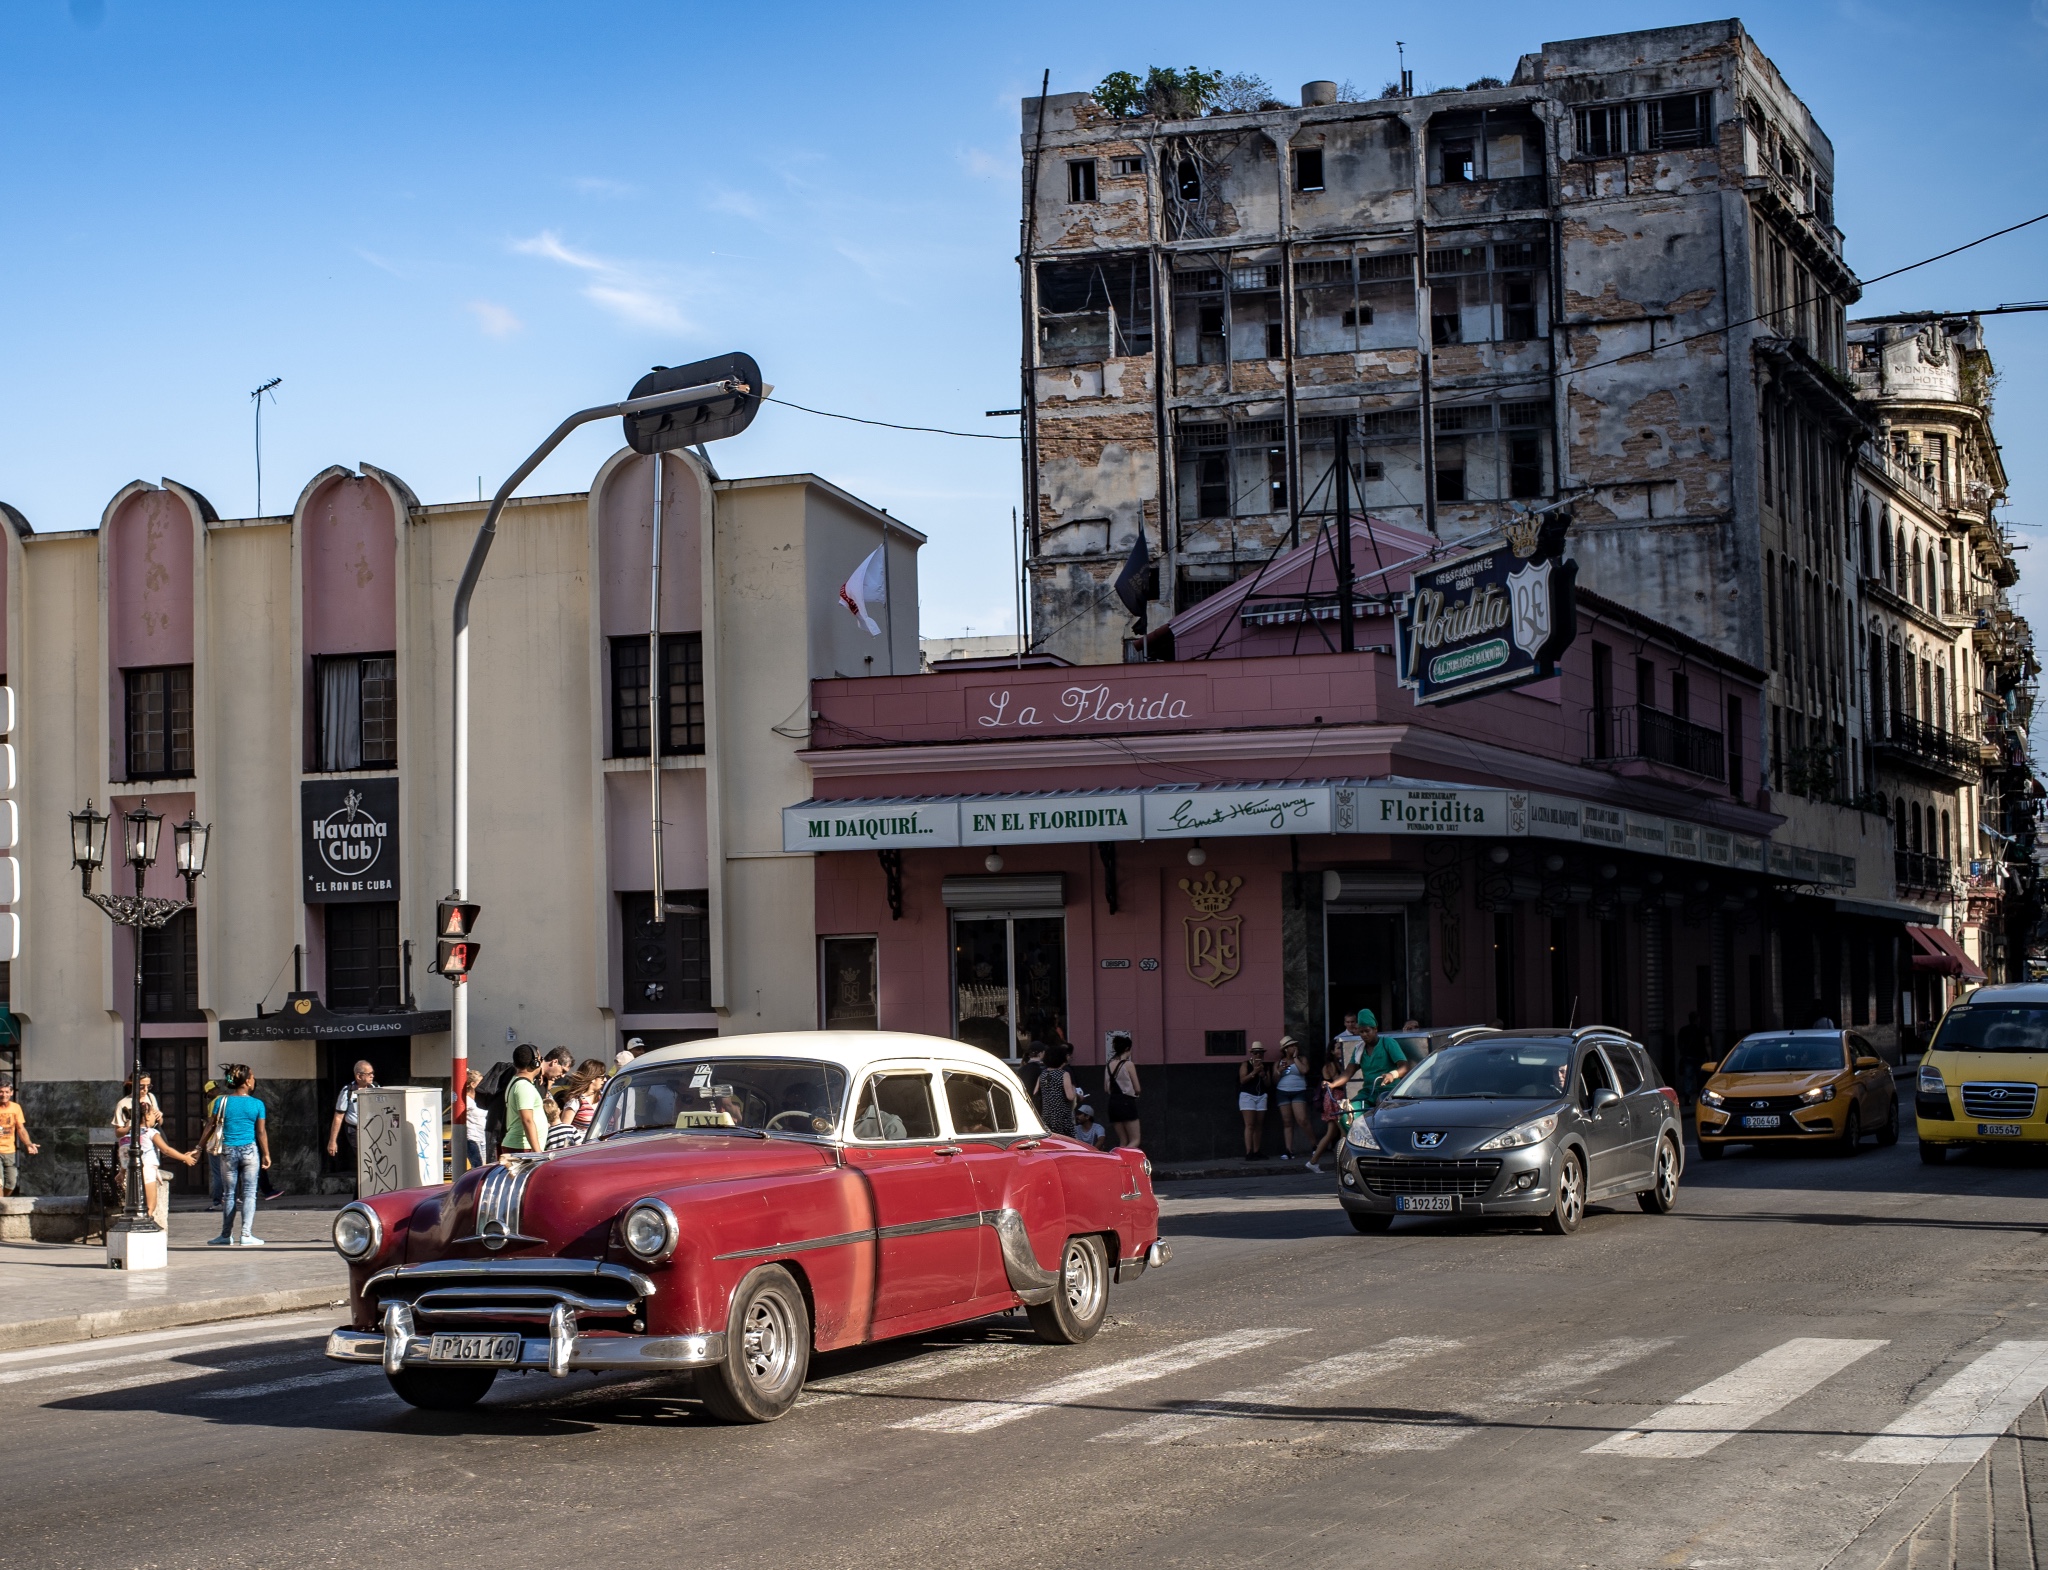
[1476,1114,1558,1152]
[332,1202,381,1262]
[1699,1089,1725,1108]
[1918,1064,1945,1095]
[1799,1085,1836,1103]
[1345,1118,1381,1151]
[621,1199,679,1264]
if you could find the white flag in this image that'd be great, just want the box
[838,545,886,636]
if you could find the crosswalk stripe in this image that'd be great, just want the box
[893,1328,1307,1436]
[192,1367,380,1401]
[60,1349,320,1398]
[1363,1335,1679,1452]
[1849,1341,2048,1467]
[0,1312,333,1370]
[1586,1337,1886,1459]
[801,1342,1042,1407]
[1090,1335,1459,1446]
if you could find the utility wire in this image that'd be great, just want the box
[762,394,1019,441]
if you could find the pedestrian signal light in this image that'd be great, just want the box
[433,896,482,980]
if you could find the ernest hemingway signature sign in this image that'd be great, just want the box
[1141,786,1333,839]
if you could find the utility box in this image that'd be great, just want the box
[356,1087,444,1196]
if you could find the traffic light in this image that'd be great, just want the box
[433,895,481,980]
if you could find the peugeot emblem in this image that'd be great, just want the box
[1413,1131,1446,1149]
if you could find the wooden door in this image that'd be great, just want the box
[142,1038,209,1190]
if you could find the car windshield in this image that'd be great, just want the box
[1719,1038,1844,1073]
[1386,1041,1573,1101]
[1930,1004,2048,1054]
[590,1059,849,1141]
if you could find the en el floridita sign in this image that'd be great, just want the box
[1396,514,1578,705]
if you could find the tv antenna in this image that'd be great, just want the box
[250,377,282,513]
[1396,40,1412,97]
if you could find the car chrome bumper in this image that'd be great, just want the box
[326,1307,726,1378]
[1113,1240,1172,1284]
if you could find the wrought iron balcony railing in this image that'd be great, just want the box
[1588,705,1727,782]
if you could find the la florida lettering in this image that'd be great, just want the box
[977,685,1191,729]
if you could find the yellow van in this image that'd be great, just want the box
[1916,983,2048,1162]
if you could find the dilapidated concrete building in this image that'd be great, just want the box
[1018,19,1853,674]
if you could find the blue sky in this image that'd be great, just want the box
[1,1,2044,641]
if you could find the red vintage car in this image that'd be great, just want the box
[324,1032,1168,1421]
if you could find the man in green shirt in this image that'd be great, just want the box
[501,1044,546,1153]
[1346,1010,1410,1114]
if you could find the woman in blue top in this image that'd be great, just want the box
[209,1066,272,1247]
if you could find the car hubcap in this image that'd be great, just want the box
[741,1292,795,1389]
[1062,1240,1104,1319]
[1562,1162,1582,1225]
[1658,1146,1676,1202]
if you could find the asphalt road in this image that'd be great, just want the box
[6,1132,2046,1570]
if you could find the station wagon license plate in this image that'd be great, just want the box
[1741,1115,1781,1129]
[1395,1194,1457,1212]
[429,1333,523,1365]
[1978,1123,2024,1138]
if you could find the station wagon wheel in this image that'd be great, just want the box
[1543,1150,1584,1235]
[387,1366,497,1411]
[698,1264,811,1424]
[1876,1096,1900,1147]
[1026,1234,1110,1345]
[1636,1136,1680,1214]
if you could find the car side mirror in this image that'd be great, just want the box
[1700,1061,1719,1075]
[1590,1087,1621,1111]
[1855,1056,1882,1071]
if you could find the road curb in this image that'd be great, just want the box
[0,1285,347,1355]
[1154,1162,1331,1183]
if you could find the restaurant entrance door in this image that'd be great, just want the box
[1325,910,1408,1052]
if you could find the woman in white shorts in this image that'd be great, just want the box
[1237,1041,1273,1159]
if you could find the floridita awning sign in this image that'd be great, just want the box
[1395,515,1578,705]
[784,780,1767,871]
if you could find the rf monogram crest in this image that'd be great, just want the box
[1179,870,1244,989]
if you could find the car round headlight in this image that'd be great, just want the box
[621,1199,678,1264]
[332,1202,381,1262]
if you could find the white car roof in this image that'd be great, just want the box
[630,1030,1028,1084]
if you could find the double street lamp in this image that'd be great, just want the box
[70,798,210,1269]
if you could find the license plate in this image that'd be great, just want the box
[429,1333,523,1364]
[1741,1115,1781,1129]
[1395,1194,1457,1212]
[1978,1123,2025,1138]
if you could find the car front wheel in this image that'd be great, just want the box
[387,1366,497,1411]
[1027,1234,1110,1345]
[1835,1107,1862,1157]
[1543,1150,1585,1235]
[1877,1096,1900,1147]
[698,1264,811,1424]
[1637,1136,1681,1214]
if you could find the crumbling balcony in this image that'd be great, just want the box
[1587,704,1727,789]
[1873,715,1979,782]
[1895,849,1952,894]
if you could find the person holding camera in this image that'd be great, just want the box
[1237,1041,1273,1160]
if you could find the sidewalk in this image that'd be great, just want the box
[0,1201,349,1353]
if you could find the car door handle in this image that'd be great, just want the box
[1014,1139,1042,1150]
[934,1144,963,1156]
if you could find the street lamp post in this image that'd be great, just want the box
[70,800,210,1269]
[445,361,759,1174]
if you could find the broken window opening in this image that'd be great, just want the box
[1176,416,1291,521]
[1110,154,1145,177]
[1066,159,1098,203]
[1646,93,1712,151]
[1293,147,1324,193]
[1295,410,1421,517]
[1036,256,1154,365]
[1574,103,1636,159]
[1441,139,1477,184]
[1176,158,1201,201]
[1434,443,1468,503]
[1292,249,1414,356]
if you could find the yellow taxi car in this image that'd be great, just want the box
[1695,1028,1899,1158]
[1916,983,2048,1163]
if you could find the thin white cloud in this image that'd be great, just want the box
[706,187,767,222]
[510,229,691,334]
[355,247,403,276]
[572,176,637,199]
[467,301,522,338]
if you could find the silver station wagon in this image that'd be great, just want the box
[1337,1028,1684,1236]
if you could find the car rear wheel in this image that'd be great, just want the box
[697,1265,810,1424]
[1543,1150,1585,1235]
[1637,1136,1681,1214]
[1347,1210,1394,1234]
[1835,1106,1862,1156]
[1877,1096,1900,1147]
[1027,1234,1110,1345]
[1919,1138,1948,1165]
[387,1366,497,1411]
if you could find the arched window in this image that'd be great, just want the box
[1892,798,1905,847]
[1910,801,1923,853]
[1859,502,1873,571]
[1941,810,1951,864]
[1895,527,1907,597]
[1878,512,1893,581]
[1911,540,1923,606]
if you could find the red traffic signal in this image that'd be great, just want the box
[432,896,481,979]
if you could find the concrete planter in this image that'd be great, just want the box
[0,1196,92,1244]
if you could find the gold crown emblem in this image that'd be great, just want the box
[1505,513,1543,559]
[1178,870,1243,916]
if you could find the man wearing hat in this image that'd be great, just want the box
[1346,1009,1410,1117]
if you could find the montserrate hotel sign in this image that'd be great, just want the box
[1396,513,1578,705]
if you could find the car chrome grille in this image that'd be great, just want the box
[364,1259,654,1328]
[1960,1082,2039,1120]
[1357,1157,1501,1197]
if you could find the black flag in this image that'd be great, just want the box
[1113,529,1153,619]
